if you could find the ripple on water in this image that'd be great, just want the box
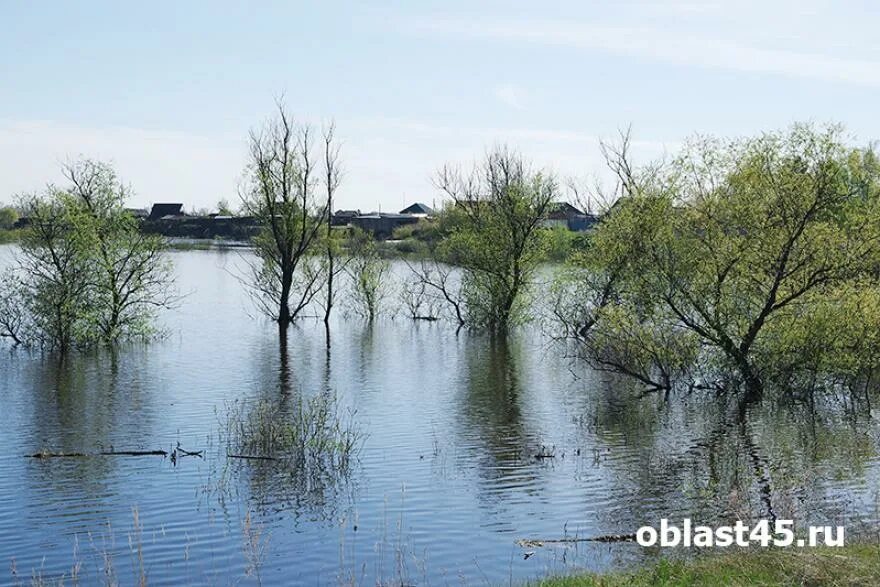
[1,250,880,584]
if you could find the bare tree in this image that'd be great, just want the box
[0,271,27,346]
[240,100,329,329]
[399,273,441,321]
[321,122,344,328]
[404,258,466,328]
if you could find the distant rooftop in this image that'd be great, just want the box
[149,203,184,220]
[399,202,434,215]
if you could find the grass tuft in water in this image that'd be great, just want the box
[213,392,366,516]
[224,392,364,470]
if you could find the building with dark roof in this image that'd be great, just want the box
[331,209,361,226]
[399,202,434,217]
[148,203,184,220]
[350,212,419,239]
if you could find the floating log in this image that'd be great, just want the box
[533,444,557,460]
[100,450,167,457]
[27,452,88,459]
[26,449,168,459]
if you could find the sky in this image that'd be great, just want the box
[2,0,879,213]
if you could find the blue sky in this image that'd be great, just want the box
[2,0,879,212]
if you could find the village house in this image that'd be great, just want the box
[148,203,185,220]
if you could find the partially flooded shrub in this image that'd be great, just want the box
[225,393,363,469]
[218,393,365,515]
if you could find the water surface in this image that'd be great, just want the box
[1,247,879,585]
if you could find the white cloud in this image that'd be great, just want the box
[411,18,880,88]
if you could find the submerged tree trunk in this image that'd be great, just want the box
[733,350,764,402]
[279,268,292,327]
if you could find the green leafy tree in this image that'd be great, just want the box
[13,190,94,351]
[565,124,880,397]
[1,160,175,351]
[0,206,18,230]
[64,160,175,344]
[216,198,235,216]
[435,147,556,331]
[345,227,389,322]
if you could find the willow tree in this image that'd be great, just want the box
[239,102,334,329]
[1,159,174,351]
[65,160,174,344]
[11,191,92,352]
[344,227,389,322]
[567,124,880,397]
[435,148,556,332]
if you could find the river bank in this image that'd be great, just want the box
[536,544,880,586]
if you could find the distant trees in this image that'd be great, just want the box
[558,124,880,398]
[239,101,335,329]
[0,160,175,351]
[216,198,235,216]
[0,206,17,230]
[0,205,20,243]
[434,147,556,332]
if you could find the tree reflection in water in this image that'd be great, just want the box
[576,383,880,537]
[211,331,365,521]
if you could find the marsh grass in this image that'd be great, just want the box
[534,543,880,586]
[211,392,366,517]
[242,511,269,585]
[224,393,363,469]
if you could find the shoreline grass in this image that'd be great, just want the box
[535,544,880,586]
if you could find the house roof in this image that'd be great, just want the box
[356,212,412,219]
[547,202,584,216]
[399,202,434,215]
[149,203,184,219]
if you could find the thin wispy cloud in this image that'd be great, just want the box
[411,18,880,88]
[358,116,675,151]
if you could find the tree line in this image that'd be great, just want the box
[2,104,879,403]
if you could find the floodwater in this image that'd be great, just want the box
[1,247,879,585]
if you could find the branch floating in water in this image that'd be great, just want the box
[516,533,637,548]
[26,449,168,459]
